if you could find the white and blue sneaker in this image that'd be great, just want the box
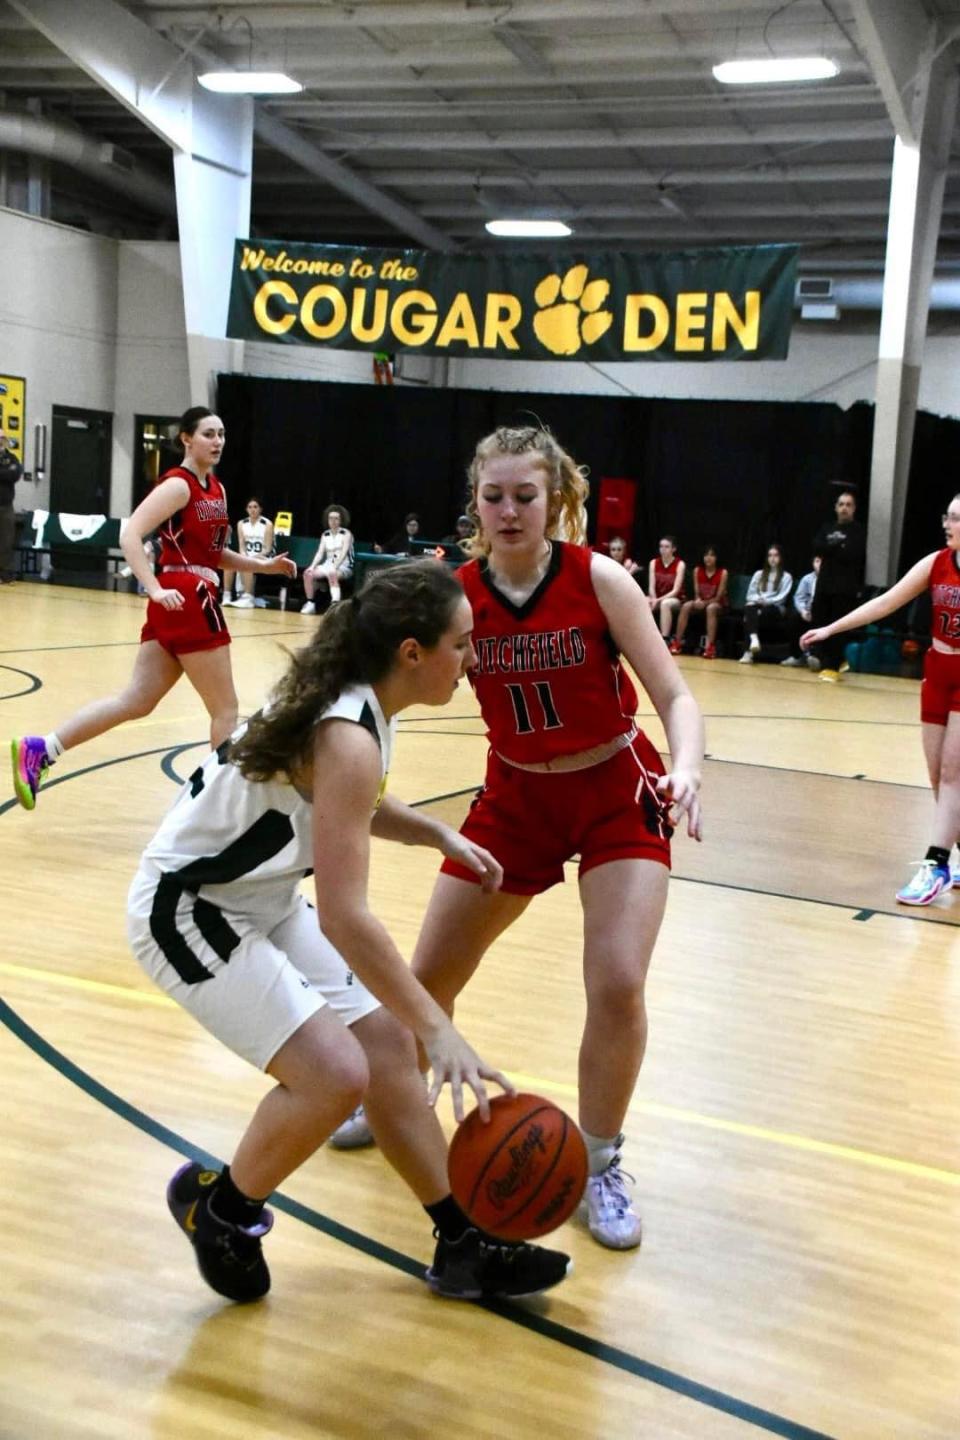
[895,861,952,907]
[579,1142,643,1250]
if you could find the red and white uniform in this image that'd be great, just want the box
[141,466,230,656]
[444,542,672,895]
[653,556,681,598]
[921,547,960,726]
[695,565,727,606]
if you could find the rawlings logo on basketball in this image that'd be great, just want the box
[485,1124,548,1209]
[534,1174,577,1226]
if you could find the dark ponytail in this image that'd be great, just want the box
[232,560,464,782]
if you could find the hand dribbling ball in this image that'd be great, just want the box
[448,1092,588,1241]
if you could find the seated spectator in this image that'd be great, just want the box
[739,543,793,663]
[382,512,421,556]
[441,514,475,552]
[224,498,274,609]
[647,535,686,641]
[301,504,354,615]
[781,555,821,667]
[671,544,728,658]
[606,535,640,576]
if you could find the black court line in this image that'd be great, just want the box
[0,664,42,700]
[0,996,837,1440]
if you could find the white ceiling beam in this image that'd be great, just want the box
[366,162,899,188]
[139,1,810,31]
[848,0,937,145]
[252,108,454,251]
[323,120,892,152]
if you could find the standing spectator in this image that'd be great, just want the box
[780,555,821,667]
[811,489,866,683]
[739,544,793,663]
[301,504,354,615]
[224,498,275,610]
[671,544,728,658]
[647,535,686,642]
[0,428,24,584]
[606,536,640,577]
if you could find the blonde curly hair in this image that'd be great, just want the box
[463,426,589,556]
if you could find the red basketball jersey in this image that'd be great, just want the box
[459,542,638,763]
[695,565,727,604]
[930,546,960,649]
[155,466,229,572]
[653,557,680,597]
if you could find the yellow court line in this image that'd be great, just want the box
[509,1070,960,1188]
[4,960,958,1188]
[0,960,175,1007]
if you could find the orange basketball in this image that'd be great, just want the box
[448,1092,588,1241]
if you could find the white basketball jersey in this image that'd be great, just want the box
[140,684,395,912]
[240,517,270,556]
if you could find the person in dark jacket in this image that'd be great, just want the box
[810,489,866,681]
[0,429,24,583]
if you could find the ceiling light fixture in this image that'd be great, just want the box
[485,219,572,238]
[712,57,838,85]
[198,71,303,94]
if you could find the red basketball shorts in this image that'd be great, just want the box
[441,729,673,896]
[140,575,230,657]
[920,646,960,726]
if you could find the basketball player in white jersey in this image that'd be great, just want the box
[223,498,274,608]
[128,560,570,1306]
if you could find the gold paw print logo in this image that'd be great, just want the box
[532,264,613,356]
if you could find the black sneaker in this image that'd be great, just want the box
[426,1227,571,1300]
[166,1162,273,1303]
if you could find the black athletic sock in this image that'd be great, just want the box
[925,845,951,870]
[210,1166,268,1228]
[424,1195,472,1243]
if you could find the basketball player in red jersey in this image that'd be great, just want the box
[802,496,960,906]
[408,425,704,1250]
[11,407,296,811]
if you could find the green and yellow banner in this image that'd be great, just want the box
[227,241,797,362]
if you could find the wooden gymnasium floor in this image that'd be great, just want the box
[1,582,958,1440]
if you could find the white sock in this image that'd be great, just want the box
[750,632,759,648]
[581,1128,621,1177]
[330,583,341,602]
[44,732,64,763]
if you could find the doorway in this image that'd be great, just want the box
[50,406,112,513]
[133,414,181,510]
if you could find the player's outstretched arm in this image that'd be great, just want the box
[371,794,503,892]
[800,553,936,650]
[311,719,509,1118]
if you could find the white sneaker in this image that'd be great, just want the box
[328,1104,374,1150]
[738,651,753,664]
[780,656,804,667]
[300,601,317,615]
[579,1146,642,1250]
[233,593,255,608]
[221,594,234,607]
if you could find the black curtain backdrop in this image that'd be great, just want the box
[214,372,949,577]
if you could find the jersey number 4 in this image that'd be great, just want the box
[505,681,563,734]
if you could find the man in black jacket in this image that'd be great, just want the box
[0,430,23,583]
[811,488,866,681]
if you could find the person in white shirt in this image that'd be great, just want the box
[739,543,793,663]
[223,498,275,609]
[301,503,354,615]
[128,559,570,1305]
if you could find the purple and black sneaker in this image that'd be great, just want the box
[11,736,49,811]
[167,1162,273,1303]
